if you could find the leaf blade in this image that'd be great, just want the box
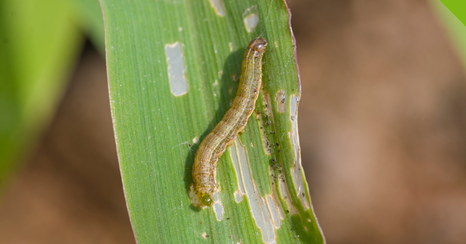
[101,0,325,243]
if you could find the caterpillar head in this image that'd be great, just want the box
[200,193,214,207]
[248,38,268,54]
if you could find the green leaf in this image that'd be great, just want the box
[67,0,105,52]
[0,0,82,185]
[431,0,466,69]
[100,0,325,243]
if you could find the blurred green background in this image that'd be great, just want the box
[0,0,104,185]
[1,0,466,243]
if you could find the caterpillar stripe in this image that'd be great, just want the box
[192,38,268,207]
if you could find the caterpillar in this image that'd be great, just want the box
[192,38,268,207]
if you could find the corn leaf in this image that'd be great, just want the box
[100,0,325,243]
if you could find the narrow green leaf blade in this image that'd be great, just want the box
[0,0,82,185]
[101,0,325,243]
[67,0,105,52]
[430,0,466,69]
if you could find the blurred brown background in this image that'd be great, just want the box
[1,0,466,243]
